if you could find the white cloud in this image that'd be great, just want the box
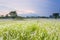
[17,9,36,14]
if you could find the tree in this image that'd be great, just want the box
[0,15,4,19]
[53,13,59,19]
[9,11,17,19]
[1,15,4,17]
[49,15,53,18]
[5,14,9,18]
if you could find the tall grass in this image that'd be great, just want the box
[0,19,60,40]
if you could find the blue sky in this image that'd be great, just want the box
[0,0,60,16]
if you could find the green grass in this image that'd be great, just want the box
[0,19,60,40]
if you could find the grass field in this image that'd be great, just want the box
[0,19,60,40]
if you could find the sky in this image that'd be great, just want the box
[0,0,60,17]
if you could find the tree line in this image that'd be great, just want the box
[0,11,24,19]
[0,11,60,19]
[26,13,60,19]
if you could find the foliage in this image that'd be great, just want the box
[53,13,59,19]
[9,11,17,19]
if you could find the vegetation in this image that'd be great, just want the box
[0,19,60,40]
[9,11,17,19]
[0,10,60,19]
[49,13,60,19]
[52,13,60,19]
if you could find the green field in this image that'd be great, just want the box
[0,19,60,40]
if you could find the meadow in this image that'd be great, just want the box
[0,19,60,40]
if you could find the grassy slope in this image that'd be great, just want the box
[0,19,60,40]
